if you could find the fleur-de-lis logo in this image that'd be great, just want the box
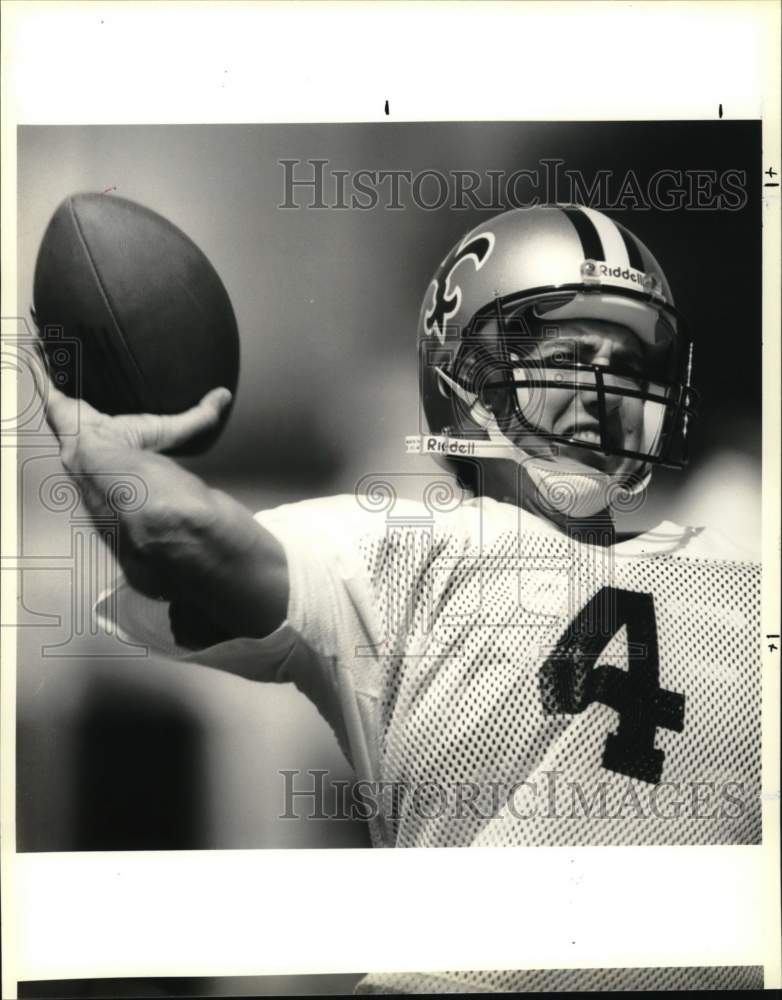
[424,231,495,343]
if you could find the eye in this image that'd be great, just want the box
[538,344,577,366]
[617,354,645,377]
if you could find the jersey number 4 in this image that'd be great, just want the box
[539,587,685,784]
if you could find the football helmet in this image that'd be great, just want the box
[413,205,697,511]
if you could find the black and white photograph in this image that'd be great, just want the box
[1,2,780,997]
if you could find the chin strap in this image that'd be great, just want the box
[411,367,651,516]
[522,457,651,519]
[482,413,651,518]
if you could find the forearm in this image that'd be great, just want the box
[178,487,289,639]
[62,433,289,638]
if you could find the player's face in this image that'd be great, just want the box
[513,318,647,474]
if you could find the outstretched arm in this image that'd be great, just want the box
[40,372,289,642]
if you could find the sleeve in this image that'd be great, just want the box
[94,493,464,772]
[254,493,464,779]
[94,575,299,679]
[93,493,392,667]
[94,572,354,759]
[93,495,409,768]
[253,495,390,661]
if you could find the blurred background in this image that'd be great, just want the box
[15,122,761,863]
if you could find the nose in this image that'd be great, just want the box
[591,335,617,368]
[578,383,623,417]
[578,340,625,416]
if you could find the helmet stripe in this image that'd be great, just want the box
[615,221,646,271]
[560,205,605,261]
[580,205,631,268]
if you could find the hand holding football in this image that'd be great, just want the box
[33,193,240,455]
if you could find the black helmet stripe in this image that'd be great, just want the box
[615,221,646,272]
[560,205,605,261]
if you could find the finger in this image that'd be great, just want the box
[140,387,232,452]
[29,334,104,440]
[29,346,78,442]
[27,334,52,402]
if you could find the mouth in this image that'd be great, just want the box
[560,423,602,445]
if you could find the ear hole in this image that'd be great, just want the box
[470,399,495,428]
[479,379,514,421]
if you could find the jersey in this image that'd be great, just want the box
[355,965,764,993]
[250,493,761,850]
[99,492,761,850]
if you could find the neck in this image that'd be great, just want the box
[524,490,617,545]
[482,460,620,546]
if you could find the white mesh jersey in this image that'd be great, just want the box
[100,493,761,851]
[248,493,761,851]
[355,965,764,993]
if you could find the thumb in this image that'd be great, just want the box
[138,387,232,452]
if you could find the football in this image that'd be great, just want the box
[33,192,240,454]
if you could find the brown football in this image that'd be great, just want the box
[33,192,240,454]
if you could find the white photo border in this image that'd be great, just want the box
[2,1,780,994]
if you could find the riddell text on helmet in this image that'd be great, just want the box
[595,263,645,284]
[427,437,478,455]
[582,261,661,295]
